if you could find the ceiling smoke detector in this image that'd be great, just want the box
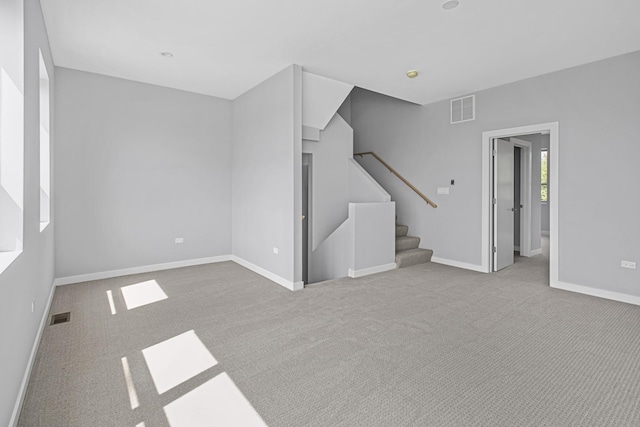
[442,0,460,10]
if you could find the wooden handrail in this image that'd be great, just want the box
[354,151,438,208]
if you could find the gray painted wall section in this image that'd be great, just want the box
[302,113,352,250]
[308,202,395,282]
[55,68,232,277]
[352,202,395,271]
[231,65,302,286]
[1,0,56,424]
[352,51,640,297]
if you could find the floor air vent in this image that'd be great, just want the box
[51,312,71,325]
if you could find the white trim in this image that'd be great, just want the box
[348,262,396,278]
[431,257,486,273]
[231,256,303,291]
[10,282,56,427]
[481,122,559,283]
[552,280,640,307]
[54,256,232,286]
[530,248,542,256]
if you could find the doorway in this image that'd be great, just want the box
[481,122,559,284]
[302,154,312,284]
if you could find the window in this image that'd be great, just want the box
[541,149,548,202]
[39,50,50,231]
[1,0,25,272]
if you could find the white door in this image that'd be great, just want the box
[493,138,514,271]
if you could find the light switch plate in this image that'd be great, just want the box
[437,187,450,195]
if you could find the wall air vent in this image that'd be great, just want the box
[450,95,475,124]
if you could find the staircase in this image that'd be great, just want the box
[395,225,433,268]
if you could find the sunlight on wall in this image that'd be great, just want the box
[163,372,267,427]
[142,330,218,394]
[120,280,168,310]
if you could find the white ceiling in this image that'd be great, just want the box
[40,0,640,105]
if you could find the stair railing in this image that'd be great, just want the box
[354,151,438,208]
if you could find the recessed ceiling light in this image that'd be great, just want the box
[160,52,174,58]
[406,70,419,79]
[442,0,460,10]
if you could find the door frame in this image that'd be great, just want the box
[481,122,559,284]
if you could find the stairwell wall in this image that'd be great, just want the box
[231,65,303,289]
[351,50,640,300]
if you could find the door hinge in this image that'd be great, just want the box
[492,198,497,205]
[492,149,497,156]
[492,246,497,253]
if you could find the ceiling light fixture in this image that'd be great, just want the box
[406,70,419,79]
[442,0,460,10]
[160,52,174,58]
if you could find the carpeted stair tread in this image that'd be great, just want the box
[396,225,408,237]
[396,236,420,251]
[395,248,433,268]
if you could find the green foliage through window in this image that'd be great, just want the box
[541,150,548,202]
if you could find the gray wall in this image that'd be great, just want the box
[55,68,232,277]
[231,65,303,286]
[0,0,56,424]
[302,114,352,250]
[351,51,640,297]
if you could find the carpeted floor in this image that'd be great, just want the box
[18,239,640,426]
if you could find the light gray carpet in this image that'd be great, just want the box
[19,241,640,426]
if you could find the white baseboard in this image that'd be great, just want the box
[530,248,542,256]
[10,281,56,427]
[514,246,520,251]
[348,262,396,278]
[551,280,640,306]
[54,255,232,286]
[231,256,303,291]
[431,257,486,273]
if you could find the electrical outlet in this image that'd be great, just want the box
[175,237,184,244]
[273,247,279,254]
[620,260,636,269]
